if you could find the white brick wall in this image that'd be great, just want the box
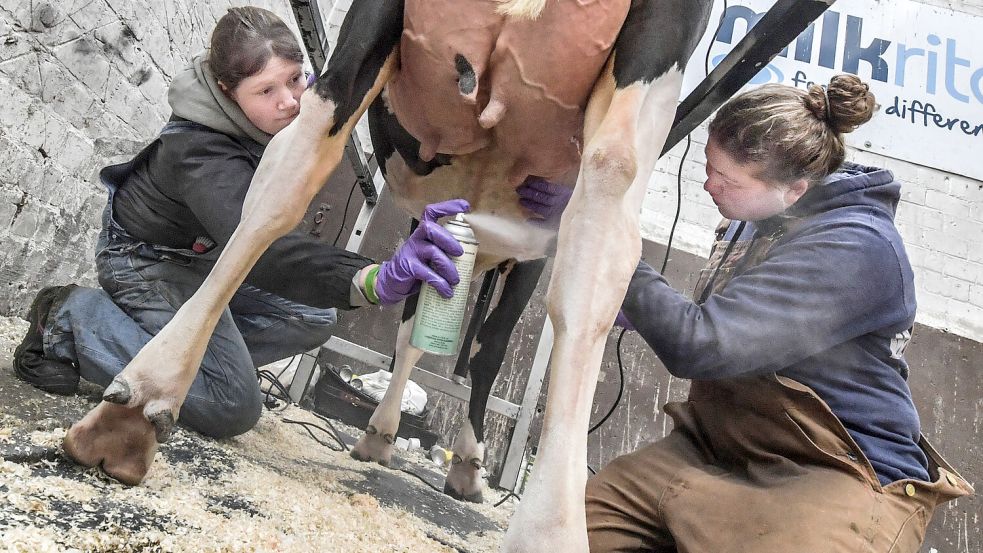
[640,0,983,342]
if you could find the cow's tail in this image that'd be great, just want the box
[496,0,547,19]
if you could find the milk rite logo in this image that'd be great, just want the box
[703,1,983,179]
[690,1,981,180]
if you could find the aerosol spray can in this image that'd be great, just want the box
[410,214,479,355]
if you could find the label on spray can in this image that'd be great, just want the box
[410,215,478,355]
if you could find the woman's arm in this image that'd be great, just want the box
[623,223,913,379]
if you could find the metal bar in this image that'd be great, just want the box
[663,0,837,154]
[324,336,522,419]
[499,318,553,491]
[289,0,329,72]
[343,167,386,253]
[287,349,321,403]
[290,0,378,204]
[344,130,379,205]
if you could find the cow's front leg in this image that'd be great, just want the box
[63,93,363,483]
[351,306,424,466]
[502,4,710,544]
[63,1,406,484]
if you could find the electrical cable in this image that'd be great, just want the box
[282,418,347,452]
[493,491,522,508]
[257,368,293,411]
[332,178,361,247]
[256,358,352,453]
[587,328,627,434]
[396,465,445,494]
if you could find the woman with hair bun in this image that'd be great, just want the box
[581,75,973,552]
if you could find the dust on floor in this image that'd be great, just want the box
[0,316,512,553]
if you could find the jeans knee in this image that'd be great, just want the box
[184,392,263,439]
[300,322,334,351]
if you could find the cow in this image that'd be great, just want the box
[62,0,713,550]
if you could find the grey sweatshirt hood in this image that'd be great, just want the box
[168,53,273,146]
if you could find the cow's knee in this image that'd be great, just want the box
[581,142,638,199]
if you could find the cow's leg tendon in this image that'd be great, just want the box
[502,63,685,552]
[351,303,424,466]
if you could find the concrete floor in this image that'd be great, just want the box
[0,316,508,553]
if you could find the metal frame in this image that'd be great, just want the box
[664,0,837,153]
[286,0,838,492]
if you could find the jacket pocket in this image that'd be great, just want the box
[887,507,928,553]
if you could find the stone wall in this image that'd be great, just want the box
[0,0,301,314]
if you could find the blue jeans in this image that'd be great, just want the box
[44,198,336,438]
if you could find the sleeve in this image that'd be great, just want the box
[621,224,909,379]
[161,132,375,309]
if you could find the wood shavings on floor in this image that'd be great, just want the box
[0,316,510,552]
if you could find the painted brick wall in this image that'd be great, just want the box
[0,0,300,314]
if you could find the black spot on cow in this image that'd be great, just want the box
[612,0,713,87]
[454,54,476,95]
[367,95,452,177]
[313,1,405,136]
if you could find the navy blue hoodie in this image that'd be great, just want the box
[623,163,930,485]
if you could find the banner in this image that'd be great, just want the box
[682,0,982,181]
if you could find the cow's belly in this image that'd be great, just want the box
[387,0,630,184]
[384,147,561,268]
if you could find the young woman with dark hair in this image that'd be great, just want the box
[13,6,467,440]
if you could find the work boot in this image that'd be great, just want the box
[12,284,80,395]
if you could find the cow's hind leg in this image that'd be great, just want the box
[444,259,546,503]
[502,2,712,550]
[63,2,405,484]
[350,292,424,466]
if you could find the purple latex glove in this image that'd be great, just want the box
[517,177,572,227]
[374,199,471,305]
[614,309,635,331]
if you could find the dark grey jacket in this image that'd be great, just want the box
[111,54,372,309]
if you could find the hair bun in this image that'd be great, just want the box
[806,75,876,134]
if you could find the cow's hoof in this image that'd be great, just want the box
[349,425,394,467]
[443,456,485,503]
[63,401,158,486]
[102,375,178,443]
